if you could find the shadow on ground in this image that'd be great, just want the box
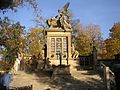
[23,66,105,90]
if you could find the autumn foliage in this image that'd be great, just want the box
[105,22,120,59]
[0,17,24,63]
[72,20,103,57]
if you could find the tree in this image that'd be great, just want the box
[105,22,120,59]
[76,28,91,55]
[0,17,25,63]
[25,28,44,57]
[72,19,103,56]
[86,24,104,58]
[71,19,80,43]
[71,19,84,49]
[86,24,102,45]
[0,0,39,14]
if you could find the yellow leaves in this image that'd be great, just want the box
[76,30,91,55]
[0,17,24,63]
[110,23,120,39]
[26,27,44,56]
[105,22,120,59]
[74,24,102,56]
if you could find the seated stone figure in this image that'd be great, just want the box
[47,18,61,28]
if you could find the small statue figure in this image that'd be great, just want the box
[58,2,72,30]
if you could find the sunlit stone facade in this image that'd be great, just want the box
[46,28,72,65]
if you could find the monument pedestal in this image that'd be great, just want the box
[46,28,72,66]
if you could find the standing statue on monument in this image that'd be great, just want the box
[58,2,72,30]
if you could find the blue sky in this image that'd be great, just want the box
[0,0,120,39]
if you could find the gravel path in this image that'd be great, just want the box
[10,70,60,90]
[10,68,105,90]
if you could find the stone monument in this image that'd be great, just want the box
[46,2,72,66]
